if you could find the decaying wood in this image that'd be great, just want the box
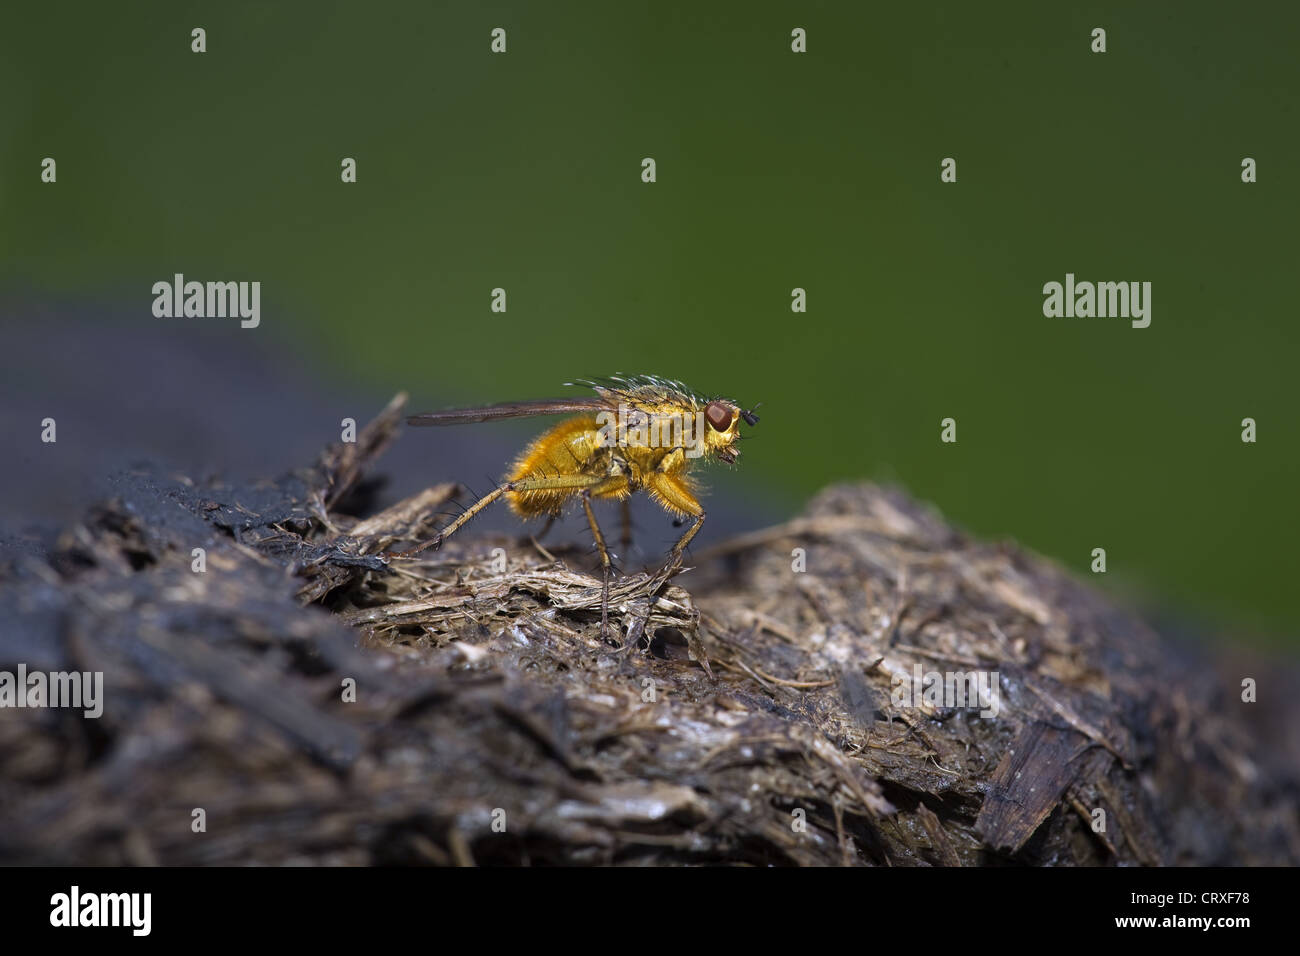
[0,395,1294,865]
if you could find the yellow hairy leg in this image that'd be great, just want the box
[644,469,707,566]
[390,472,613,558]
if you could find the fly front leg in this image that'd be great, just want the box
[666,510,706,573]
[645,470,706,576]
[670,511,705,561]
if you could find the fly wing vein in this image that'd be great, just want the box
[407,398,610,426]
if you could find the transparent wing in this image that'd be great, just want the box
[407,397,611,426]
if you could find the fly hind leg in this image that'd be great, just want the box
[384,473,605,560]
[383,484,509,559]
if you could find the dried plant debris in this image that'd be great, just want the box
[0,395,1295,866]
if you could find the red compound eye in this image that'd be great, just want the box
[705,401,732,431]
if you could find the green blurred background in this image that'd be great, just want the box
[3,2,1296,644]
